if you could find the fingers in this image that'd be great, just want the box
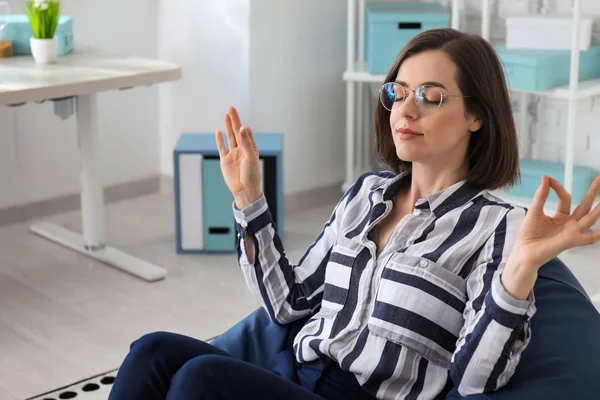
[573,176,600,220]
[239,125,259,160]
[220,107,254,159]
[548,177,572,216]
[578,228,600,247]
[215,130,227,157]
[228,106,243,145]
[224,113,238,149]
[529,175,550,216]
[578,202,600,233]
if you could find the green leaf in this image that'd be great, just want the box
[24,0,61,39]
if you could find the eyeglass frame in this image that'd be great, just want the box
[378,82,470,114]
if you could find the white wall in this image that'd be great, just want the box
[157,0,250,178]
[157,0,348,196]
[5,0,599,208]
[1,0,348,210]
[248,0,347,195]
[0,0,160,209]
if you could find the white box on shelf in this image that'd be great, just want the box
[506,14,594,51]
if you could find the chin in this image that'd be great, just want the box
[395,148,424,163]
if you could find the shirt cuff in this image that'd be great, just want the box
[485,273,535,328]
[232,193,271,234]
[493,273,532,314]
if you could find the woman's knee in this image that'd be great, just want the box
[128,331,179,360]
[166,355,234,399]
[175,354,230,384]
[126,331,226,367]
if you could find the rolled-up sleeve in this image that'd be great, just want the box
[450,207,536,396]
[233,189,350,325]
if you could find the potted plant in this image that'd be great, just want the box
[24,0,60,64]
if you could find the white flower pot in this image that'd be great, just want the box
[30,37,58,64]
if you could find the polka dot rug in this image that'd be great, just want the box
[27,370,118,400]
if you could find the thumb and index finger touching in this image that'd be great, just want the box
[529,175,573,216]
[528,175,551,216]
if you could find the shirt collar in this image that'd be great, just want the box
[373,172,484,217]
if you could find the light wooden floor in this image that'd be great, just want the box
[0,191,333,400]
[1,191,599,399]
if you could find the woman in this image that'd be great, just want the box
[109,28,600,400]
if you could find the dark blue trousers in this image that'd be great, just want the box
[108,331,375,400]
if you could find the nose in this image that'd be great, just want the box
[394,91,419,120]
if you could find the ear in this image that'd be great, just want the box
[468,117,482,133]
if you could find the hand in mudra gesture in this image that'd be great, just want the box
[215,106,262,210]
[514,175,600,269]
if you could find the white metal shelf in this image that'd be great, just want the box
[343,70,600,101]
[343,0,593,211]
[522,77,600,100]
[343,70,384,83]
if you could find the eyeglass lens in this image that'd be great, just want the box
[379,82,442,114]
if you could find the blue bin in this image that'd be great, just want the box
[507,159,597,204]
[201,158,237,252]
[0,15,73,56]
[366,2,450,75]
[495,45,600,91]
[173,133,284,254]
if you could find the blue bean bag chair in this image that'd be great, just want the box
[211,257,600,399]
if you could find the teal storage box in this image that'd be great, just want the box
[0,15,73,56]
[366,2,449,75]
[201,158,237,252]
[173,133,284,254]
[507,159,597,204]
[495,45,600,91]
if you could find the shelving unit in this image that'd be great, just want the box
[342,0,600,214]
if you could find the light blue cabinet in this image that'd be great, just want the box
[495,45,600,91]
[173,133,284,254]
[366,2,449,74]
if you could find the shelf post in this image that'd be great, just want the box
[565,0,581,199]
[358,0,365,71]
[356,0,365,173]
[451,0,460,30]
[481,0,491,41]
[345,0,357,190]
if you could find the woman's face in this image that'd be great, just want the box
[389,50,481,169]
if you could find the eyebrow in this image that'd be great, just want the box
[394,80,448,90]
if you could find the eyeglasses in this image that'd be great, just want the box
[378,82,468,114]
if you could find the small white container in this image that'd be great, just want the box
[506,14,594,51]
[30,37,58,64]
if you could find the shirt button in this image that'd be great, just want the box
[419,259,428,267]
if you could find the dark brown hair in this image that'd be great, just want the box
[374,28,520,190]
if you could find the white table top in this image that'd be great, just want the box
[0,47,181,106]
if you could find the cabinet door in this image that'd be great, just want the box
[202,157,236,252]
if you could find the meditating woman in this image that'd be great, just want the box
[108,28,600,400]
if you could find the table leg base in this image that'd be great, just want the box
[30,221,167,282]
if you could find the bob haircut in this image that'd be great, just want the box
[374,28,520,190]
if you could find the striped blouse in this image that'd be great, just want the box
[233,171,536,400]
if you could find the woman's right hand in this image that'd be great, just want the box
[216,106,262,210]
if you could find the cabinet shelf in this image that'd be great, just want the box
[343,69,600,100]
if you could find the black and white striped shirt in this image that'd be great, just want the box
[233,171,536,399]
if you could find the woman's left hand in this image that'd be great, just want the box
[513,175,600,270]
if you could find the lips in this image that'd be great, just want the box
[396,127,423,140]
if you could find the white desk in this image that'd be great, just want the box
[0,48,181,282]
